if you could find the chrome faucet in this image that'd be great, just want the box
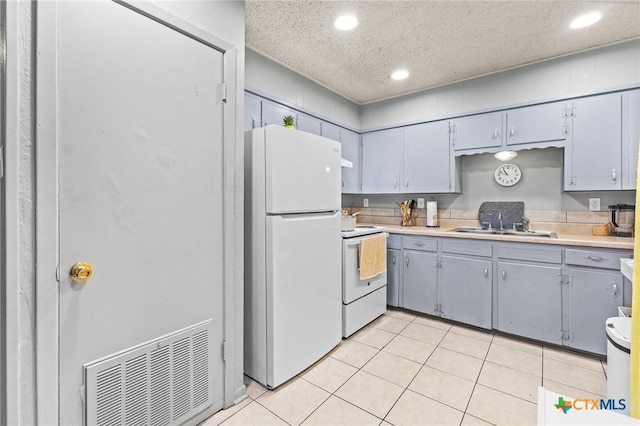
[498,212,504,231]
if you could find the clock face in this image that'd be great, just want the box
[495,163,522,186]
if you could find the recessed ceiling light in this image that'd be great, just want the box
[570,12,602,29]
[334,15,358,31]
[391,69,409,80]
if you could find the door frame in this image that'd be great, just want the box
[35,1,243,424]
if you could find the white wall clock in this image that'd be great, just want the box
[495,163,522,186]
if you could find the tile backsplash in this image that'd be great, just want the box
[343,206,612,236]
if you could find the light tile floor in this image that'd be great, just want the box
[202,308,608,426]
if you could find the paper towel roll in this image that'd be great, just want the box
[426,201,438,227]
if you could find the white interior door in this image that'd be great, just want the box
[57,2,225,424]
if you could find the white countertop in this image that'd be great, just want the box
[367,223,635,250]
[621,258,634,281]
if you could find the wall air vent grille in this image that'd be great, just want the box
[84,320,214,426]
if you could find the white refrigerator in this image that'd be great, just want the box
[244,125,343,389]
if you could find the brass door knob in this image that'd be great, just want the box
[70,261,93,282]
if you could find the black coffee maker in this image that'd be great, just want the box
[608,204,635,237]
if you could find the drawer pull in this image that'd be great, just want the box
[586,255,605,262]
[414,242,425,247]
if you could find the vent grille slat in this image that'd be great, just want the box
[96,364,122,426]
[125,354,149,426]
[151,346,171,426]
[192,330,209,407]
[85,321,213,426]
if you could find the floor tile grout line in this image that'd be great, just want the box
[459,334,495,424]
[223,310,601,425]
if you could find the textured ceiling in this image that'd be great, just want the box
[246,1,640,105]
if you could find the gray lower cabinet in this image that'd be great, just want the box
[403,250,438,315]
[565,268,624,355]
[391,235,630,355]
[439,255,492,329]
[496,261,563,345]
[386,248,401,307]
[566,268,623,354]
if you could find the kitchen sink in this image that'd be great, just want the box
[449,227,558,238]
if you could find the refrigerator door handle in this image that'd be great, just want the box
[274,211,339,221]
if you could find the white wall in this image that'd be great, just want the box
[360,39,640,131]
[3,1,245,424]
[245,48,361,130]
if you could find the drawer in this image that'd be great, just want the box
[497,243,562,264]
[441,238,492,257]
[387,233,402,249]
[402,236,438,252]
[565,249,631,270]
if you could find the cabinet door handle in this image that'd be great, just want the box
[393,179,398,189]
[502,270,506,280]
[342,180,345,188]
[611,169,617,183]
[484,268,489,278]
[392,255,397,265]
[509,127,516,138]
[405,180,409,188]
[612,282,618,298]
[406,256,409,266]
[492,130,500,141]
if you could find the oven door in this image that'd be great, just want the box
[342,234,388,304]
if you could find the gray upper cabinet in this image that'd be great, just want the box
[261,100,296,127]
[403,121,453,193]
[341,129,361,194]
[321,122,341,141]
[505,102,567,146]
[297,113,321,135]
[564,93,622,190]
[362,128,403,193]
[244,92,262,130]
[622,90,640,190]
[451,111,503,151]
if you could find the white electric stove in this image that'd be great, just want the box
[341,225,388,337]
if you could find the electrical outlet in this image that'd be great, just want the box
[589,198,601,211]
[363,198,369,207]
[417,198,425,208]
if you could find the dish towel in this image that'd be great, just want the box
[359,233,387,280]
